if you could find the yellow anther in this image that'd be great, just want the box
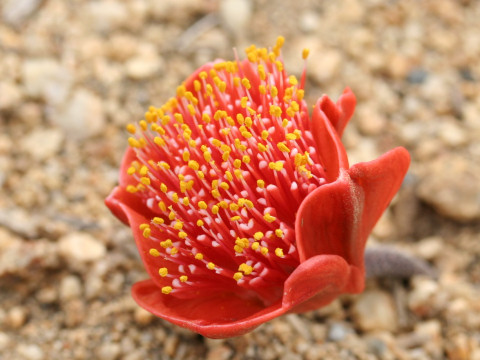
[242,155,251,164]
[222,151,230,162]
[233,272,243,281]
[270,86,278,98]
[126,124,136,134]
[251,242,260,251]
[139,166,148,175]
[128,137,141,148]
[258,64,266,80]
[269,161,284,171]
[195,253,204,261]
[220,182,229,190]
[234,245,244,253]
[207,262,215,270]
[182,151,190,162]
[231,215,241,221]
[282,119,289,128]
[302,48,310,59]
[218,201,228,209]
[176,84,186,97]
[245,116,253,128]
[180,275,188,282]
[230,203,240,211]
[234,169,243,179]
[158,267,168,277]
[269,105,282,117]
[254,232,264,241]
[239,263,253,275]
[136,184,145,191]
[173,221,183,230]
[288,75,298,86]
[261,247,269,255]
[275,229,284,238]
[259,84,266,94]
[182,197,189,206]
[261,130,269,140]
[212,189,220,199]
[244,200,254,208]
[178,231,187,239]
[152,217,164,225]
[236,238,249,248]
[160,239,173,248]
[257,179,265,188]
[240,97,248,108]
[287,132,298,141]
[236,113,245,125]
[198,170,205,179]
[212,205,220,215]
[188,160,200,171]
[172,192,179,203]
[160,183,167,193]
[149,249,160,257]
[158,201,167,212]
[127,166,136,175]
[140,177,150,186]
[196,219,204,227]
[275,248,285,258]
[233,159,242,169]
[241,130,252,139]
[275,60,283,71]
[297,89,305,101]
[174,113,184,124]
[263,213,276,223]
[161,286,172,294]
[225,171,233,181]
[154,136,165,147]
[257,143,268,152]
[212,138,222,147]
[142,227,151,238]
[194,80,201,92]
[170,247,178,255]
[139,224,149,230]
[233,77,241,87]
[241,78,251,89]
[139,120,148,131]
[277,142,290,152]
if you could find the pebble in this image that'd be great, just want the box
[51,88,106,139]
[206,345,233,360]
[407,277,439,317]
[133,307,154,326]
[6,306,28,329]
[20,128,64,161]
[59,275,83,302]
[2,0,43,26]
[85,1,128,33]
[219,0,252,39]
[327,322,353,342]
[16,344,45,360]
[299,11,320,33]
[58,232,106,263]
[125,54,163,80]
[96,342,121,360]
[21,59,72,105]
[308,50,343,84]
[0,332,10,350]
[0,81,22,110]
[416,236,443,260]
[351,290,398,332]
[355,105,387,136]
[416,154,480,222]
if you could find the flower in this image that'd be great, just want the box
[105,37,410,338]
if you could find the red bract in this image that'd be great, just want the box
[106,38,410,338]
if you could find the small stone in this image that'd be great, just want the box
[408,277,439,317]
[351,290,398,332]
[327,322,353,342]
[51,89,106,139]
[22,59,72,105]
[219,0,252,39]
[125,55,163,80]
[36,286,58,304]
[308,50,342,84]
[20,128,64,161]
[437,119,467,147]
[58,232,106,263]
[0,81,22,110]
[407,68,428,84]
[6,306,28,329]
[416,237,443,260]
[134,307,154,326]
[0,332,10,350]
[355,105,386,136]
[85,1,128,33]
[16,344,44,360]
[299,11,320,33]
[2,0,43,26]
[59,275,83,302]
[163,335,179,357]
[206,345,233,360]
[417,154,480,222]
[96,342,121,360]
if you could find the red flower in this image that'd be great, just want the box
[106,38,410,338]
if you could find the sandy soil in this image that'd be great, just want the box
[1,0,480,359]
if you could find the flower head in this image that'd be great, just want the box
[106,37,410,338]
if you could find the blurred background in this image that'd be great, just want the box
[0,0,479,359]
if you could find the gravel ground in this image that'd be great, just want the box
[1,0,480,359]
